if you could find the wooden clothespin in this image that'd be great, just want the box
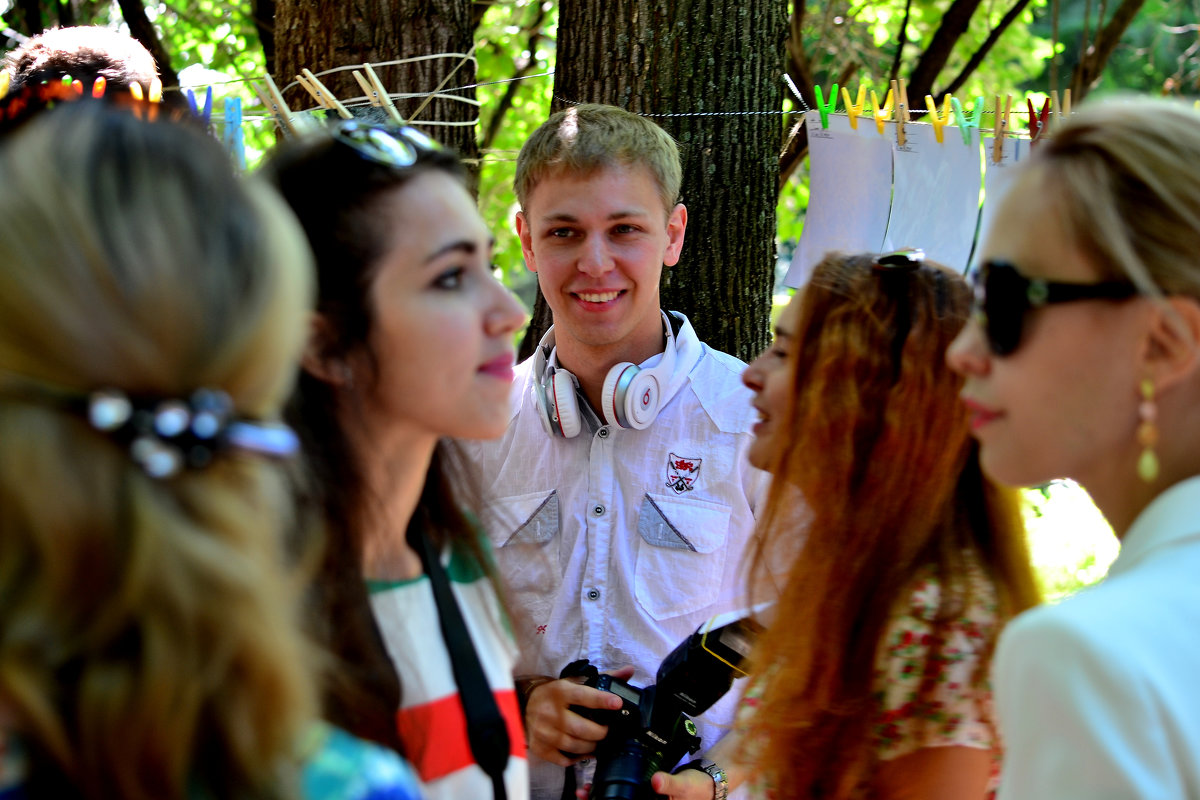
[870,87,894,135]
[352,70,380,106]
[254,72,296,135]
[892,79,909,147]
[925,93,952,144]
[814,83,839,129]
[951,96,983,145]
[1062,88,1072,117]
[299,68,353,120]
[365,63,404,125]
[841,85,866,130]
[992,95,1012,164]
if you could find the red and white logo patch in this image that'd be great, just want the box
[666,452,702,494]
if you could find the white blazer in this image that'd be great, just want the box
[995,475,1200,799]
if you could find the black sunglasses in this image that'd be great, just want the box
[872,249,931,380]
[971,260,1139,356]
[330,121,442,166]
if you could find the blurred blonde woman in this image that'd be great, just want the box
[948,98,1200,798]
[0,94,419,800]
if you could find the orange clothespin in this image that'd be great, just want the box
[870,87,894,135]
[925,93,952,144]
[1027,97,1050,145]
[841,85,866,130]
[992,95,1012,164]
[91,76,107,98]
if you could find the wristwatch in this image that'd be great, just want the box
[676,758,728,800]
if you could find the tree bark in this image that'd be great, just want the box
[520,0,787,362]
[1070,0,1148,100]
[273,0,481,189]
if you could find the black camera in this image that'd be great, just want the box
[563,611,762,800]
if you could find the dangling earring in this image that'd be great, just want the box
[1137,378,1159,483]
[663,264,672,289]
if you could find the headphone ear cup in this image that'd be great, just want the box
[621,370,661,430]
[550,369,582,438]
[600,362,639,428]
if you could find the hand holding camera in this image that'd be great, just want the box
[522,665,637,767]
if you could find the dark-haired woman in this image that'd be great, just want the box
[264,122,529,800]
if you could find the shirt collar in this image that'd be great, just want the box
[1109,474,1200,576]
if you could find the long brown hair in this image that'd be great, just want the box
[262,128,497,753]
[743,252,1040,796]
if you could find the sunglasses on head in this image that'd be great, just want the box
[871,249,930,380]
[330,121,442,167]
[970,259,1139,356]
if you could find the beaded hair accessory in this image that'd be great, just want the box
[2,386,299,479]
[84,388,299,479]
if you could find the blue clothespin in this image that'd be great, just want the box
[186,86,214,131]
[814,83,839,130]
[951,96,983,146]
[223,96,245,170]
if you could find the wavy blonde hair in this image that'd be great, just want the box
[0,102,317,799]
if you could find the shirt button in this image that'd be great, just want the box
[593,505,604,516]
[598,427,610,438]
[587,589,600,600]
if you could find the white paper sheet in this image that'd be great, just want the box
[784,111,893,287]
[882,122,982,273]
[975,137,1030,266]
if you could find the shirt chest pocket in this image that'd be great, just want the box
[482,490,562,618]
[634,492,731,620]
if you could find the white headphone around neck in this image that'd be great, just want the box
[532,311,680,438]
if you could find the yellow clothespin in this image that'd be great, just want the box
[365,64,404,125]
[925,93,952,144]
[300,68,353,119]
[992,95,1012,164]
[352,70,380,106]
[0,71,9,101]
[149,77,163,102]
[129,81,144,101]
[841,85,866,130]
[870,87,894,135]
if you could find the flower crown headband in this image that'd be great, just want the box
[0,74,190,137]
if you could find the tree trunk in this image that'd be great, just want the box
[273,0,481,190]
[521,0,787,363]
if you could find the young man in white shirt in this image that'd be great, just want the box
[460,104,767,800]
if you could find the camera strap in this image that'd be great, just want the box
[410,526,510,800]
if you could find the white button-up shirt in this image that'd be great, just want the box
[460,312,768,800]
[995,475,1200,799]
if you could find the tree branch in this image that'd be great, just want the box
[906,0,984,101]
[480,0,548,151]
[940,0,1034,97]
[889,0,912,84]
[115,0,179,87]
[1072,0,1147,99]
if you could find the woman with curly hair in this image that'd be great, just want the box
[654,251,1039,800]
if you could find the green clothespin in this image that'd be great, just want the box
[814,83,839,129]
[951,96,983,146]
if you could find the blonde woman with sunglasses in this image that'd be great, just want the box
[947,98,1200,798]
